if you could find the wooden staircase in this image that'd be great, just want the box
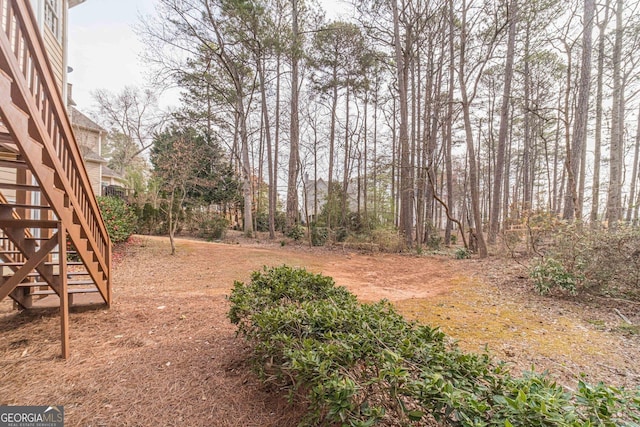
[0,0,111,358]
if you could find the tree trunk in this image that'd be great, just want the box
[286,0,301,230]
[488,0,517,244]
[238,96,253,236]
[627,106,640,221]
[522,21,532,212]
[633,108,640,222]
[258,56,276,239]
[392,0,413,247]
[327,72,338,230]
[444,0,456,245]
[565,0,595,221]
[459,0,488,258]
[274,53,281,233]
[168,189,177,256]
[342,84,351,225]
[606,0,624,227]
[591,0,610,224]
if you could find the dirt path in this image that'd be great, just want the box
[1,236,638,426]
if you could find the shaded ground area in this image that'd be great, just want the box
[1,235,638,426]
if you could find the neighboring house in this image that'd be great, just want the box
[68,104,127,197]
[102,165,127,197]
[69,105,108,196]
[303,176,329,223]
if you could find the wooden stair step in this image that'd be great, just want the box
[0,182,41,192]
[0,261,84,267]
[16,279,95,287]
[0,203,53,210]
[0,158,29,169]
[0,219,59,228]
[3,271,90,280]
[30,288,99,296]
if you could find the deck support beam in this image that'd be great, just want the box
[0,231,58,301]
[58,222,69,359]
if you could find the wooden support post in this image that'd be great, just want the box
[16,168,27,220]
[58,222,69,359]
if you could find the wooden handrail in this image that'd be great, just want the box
[0,0,110,299]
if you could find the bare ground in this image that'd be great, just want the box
[1,234,638,426]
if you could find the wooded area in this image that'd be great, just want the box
[97,0,640,257]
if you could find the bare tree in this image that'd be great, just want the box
[391,0,413,247]
[286,0,301,230]
[456,0,506,258]
[93,86,166,173]
[564,0,595,222]
[590,0,611,224]
[140,0,256,235]
[151,128,213,255]
[488,0,518,244]
[606,0,624,227]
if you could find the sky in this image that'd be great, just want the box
[67,0,158,110]
[67,0,350,114]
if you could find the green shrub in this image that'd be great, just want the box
[228,266,640,426]
[97,196,137,243]
[286,224,305,241]
[427,234,442,250]
[198,214,228,240]
[256,212,288,233]
[527,223,640,298]
[455,247,471,259]
[370,227,404,252]
[310,226,328,246]
[530,257,579,295]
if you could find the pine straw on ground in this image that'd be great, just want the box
[1,234,639,426]
[0,237,305,427]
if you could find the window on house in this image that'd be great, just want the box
[44,0,60,40]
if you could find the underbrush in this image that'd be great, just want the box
[228,266,640,426]
[524,223,640,299]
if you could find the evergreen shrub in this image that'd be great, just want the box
[229,266,640,426]
[97,196,137,243]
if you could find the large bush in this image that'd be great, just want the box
[229,266,640,426]
[196,213,228,240]
[530,224,640,299]
[97,196,137,243]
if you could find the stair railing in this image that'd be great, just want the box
[0,0,111,303]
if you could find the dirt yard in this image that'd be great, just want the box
[1,235,639,426]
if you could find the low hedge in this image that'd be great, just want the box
[228,266,640,426]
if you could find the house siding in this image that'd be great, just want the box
[84,161,101,196]
[0,167,17,202]
[43,26,64,91]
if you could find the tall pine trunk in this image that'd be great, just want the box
[606,0,624,227]
[392,0,413,247]
[591,0,610,224]
[286,0,301,230]
[459,0,488,257]
[489,0,517,244]
[565,0,595,221]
